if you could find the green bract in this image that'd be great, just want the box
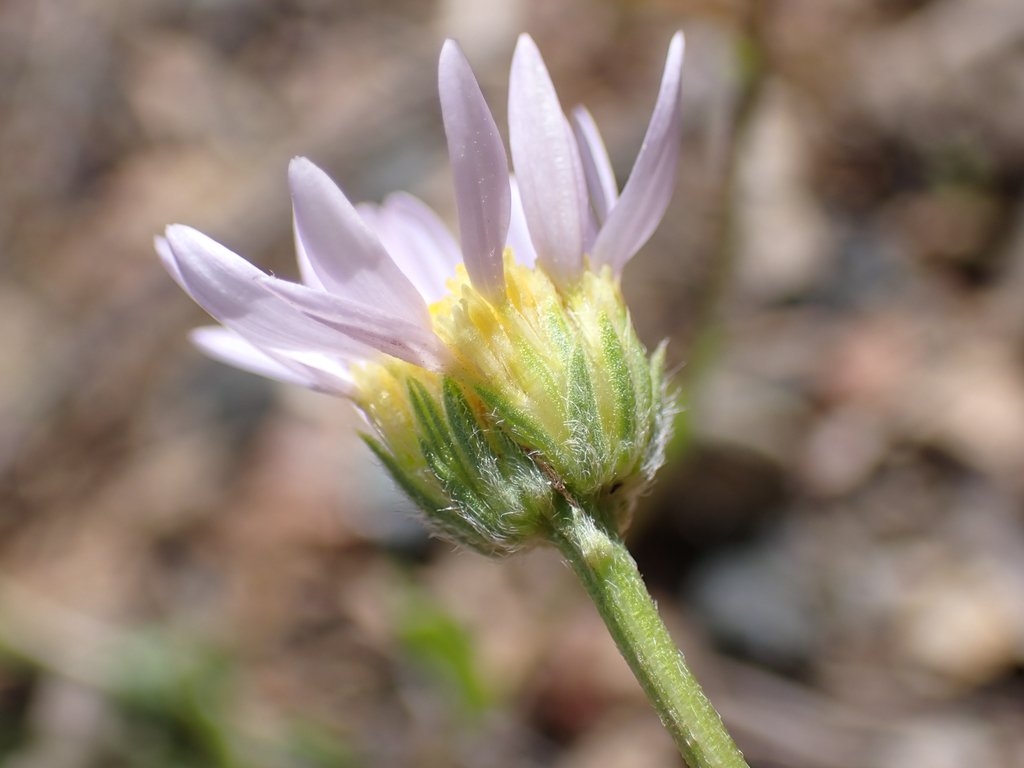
[353,255,672,556]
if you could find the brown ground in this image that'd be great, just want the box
[1,1,1023,766]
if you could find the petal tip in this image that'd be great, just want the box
[164,223,198,247]
[515,32,537,49]
[511,33,543,69]
[667,31,686,71]
[287,156,324,192]
[439,38,462,62]
[287,157,302,178]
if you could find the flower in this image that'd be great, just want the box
[158,33,685,554]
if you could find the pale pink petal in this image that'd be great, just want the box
[192,326,358,396]
[293,216,325,289]
[155,234,184,287]
[355,202,382,234]
[266,278,451,371]
[439,39,510,297]
[592,32,685,273]
[168,223,447,370]
[508,34,585,286]
[568,115,598,253]
[283,354,358,396]
[288,157,431,326]
[362,194,459,304]
[506,176,537,268]
[384,192,461,268]
[571,106,618,224]
[164,224,371,358]
[190,325,319,387]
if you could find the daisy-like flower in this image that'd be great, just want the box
[158,33,685,555]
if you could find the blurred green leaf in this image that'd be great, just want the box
[394,581,490,719]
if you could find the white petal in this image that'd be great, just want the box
[288,157,431,326]
[164,225,373,358]
[293,216,325,289]
[570,115,598,254]
[364,193,460,304]
[190,326,317,387]
[506,176,537,268]
[571,106,618,224]
[385,193,461,268]
[592,32,685,273]
[508,34,585,286]
[266,278,451,371]
[155,234,184,288]
[283,355,358,396]
[439,39,510,297]
[191,326,357,396]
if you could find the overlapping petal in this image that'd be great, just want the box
[383,193,461,269]
[591,32,685,273]
[266,278,450,370]
[509,34,586,286]
[163,225,367,356]
[571,106,618,225]
[439,39,511,297]
[190,325,354,394]
[164,224,447,371]
[190,325,307,384]
[361,193,460,304]
[160,33,685,398]
[506,176,537,268]
[293,220,325,290]
[288,157,431,326]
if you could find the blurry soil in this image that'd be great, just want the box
[1,1,1023,766]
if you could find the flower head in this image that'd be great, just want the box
[159,33,685,554]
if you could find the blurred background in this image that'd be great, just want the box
[1,0,1024,766]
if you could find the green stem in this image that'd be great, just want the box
[547,499,748,768]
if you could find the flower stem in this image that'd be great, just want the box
[546,499,748,768]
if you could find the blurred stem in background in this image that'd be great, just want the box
[668,14,767,463]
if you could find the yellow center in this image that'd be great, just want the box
[353,249,663,504]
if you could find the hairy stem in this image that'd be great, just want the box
[547,500,748,768]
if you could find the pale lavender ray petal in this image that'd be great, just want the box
[165,224,372,358]
[266,278,451,372]
[592,32,685,273]
[170,222,445,370]
[283,354,358,397]
[571,106,618,224]
[293,215,325,289]
[358,200,437,300]
[439,39,510,297]
[506,176,537,267]
[384,192,461,269]
[189,325,319,388]
[374,194,459,303]
[358,194,459,303]
[155,234,184,288]
[288,157,430,325]
[192,325,358,395]
[508,34,585,285]
[355,201,379,223]
[354,202,382,244]
[567,114,597,253]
